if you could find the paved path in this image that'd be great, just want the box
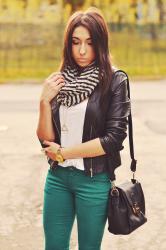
[0,79,166,250]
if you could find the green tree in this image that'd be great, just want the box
[157,0,165,24]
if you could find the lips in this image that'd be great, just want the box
[77,58,87,62]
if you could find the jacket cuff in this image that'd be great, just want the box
[38,138,58,168]
[99,136,124,155]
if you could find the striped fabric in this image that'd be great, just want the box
[57,61,99,107]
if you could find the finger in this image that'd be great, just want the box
[41,148,48,154]
[47,72,61,80]
[49,77,64,85]
[47,72,63,81]
[53,79,65,88]
[46,152,56,161]
[45,148,55,156]
[44,148,49,153]
[58,81,65,89]
[46,76,64,86]
[51,74,63,80]
[52,75,64,83]
[43,140,52,146]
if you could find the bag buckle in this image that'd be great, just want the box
[111,182,119,196]
[132,202,140,215]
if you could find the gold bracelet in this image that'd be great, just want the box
[55,146,65,163]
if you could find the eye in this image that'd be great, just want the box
[87,40,93,46]
[72,40,79,45]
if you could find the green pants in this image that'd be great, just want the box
[43,165,112,250]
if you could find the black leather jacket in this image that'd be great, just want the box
[39,70,131,181]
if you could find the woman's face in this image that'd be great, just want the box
[72,26,96,67]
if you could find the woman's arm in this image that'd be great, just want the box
[36,72,65,143]
[61,138,105,159]
[99,71,131,156]
[43,138,105,160]
[36,100,55,141]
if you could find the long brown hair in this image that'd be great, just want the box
[60,7,114,100]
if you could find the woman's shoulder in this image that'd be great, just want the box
[111,66,128,91]
[112,66,128,81]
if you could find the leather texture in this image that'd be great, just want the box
[108,180,147,235]
[39,69,131,181]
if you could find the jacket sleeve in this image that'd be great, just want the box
[99,71,131,155]
[38,138,45,148]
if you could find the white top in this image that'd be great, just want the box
[59,98,88,170]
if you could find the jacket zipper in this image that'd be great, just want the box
[90,125,93,178]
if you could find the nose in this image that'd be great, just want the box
[79,43,86,55]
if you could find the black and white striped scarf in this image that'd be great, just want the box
[56,61,99,107]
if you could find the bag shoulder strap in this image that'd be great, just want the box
[113,69,137,173]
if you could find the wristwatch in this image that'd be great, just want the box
[55,147,65,163]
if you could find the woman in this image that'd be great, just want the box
[36,7,131,250]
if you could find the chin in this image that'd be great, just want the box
[77,61,91,68]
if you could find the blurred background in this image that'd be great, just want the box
[0,1,166,250]
[0,0,166,83]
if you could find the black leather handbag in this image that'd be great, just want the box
[108,71,147,235]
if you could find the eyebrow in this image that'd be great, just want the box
[72,37,92,41]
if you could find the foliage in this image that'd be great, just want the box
[0,0,165,24]
[0,22,165,82]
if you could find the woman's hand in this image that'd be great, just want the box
[42,140,61,161]
[40,72,65,103]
